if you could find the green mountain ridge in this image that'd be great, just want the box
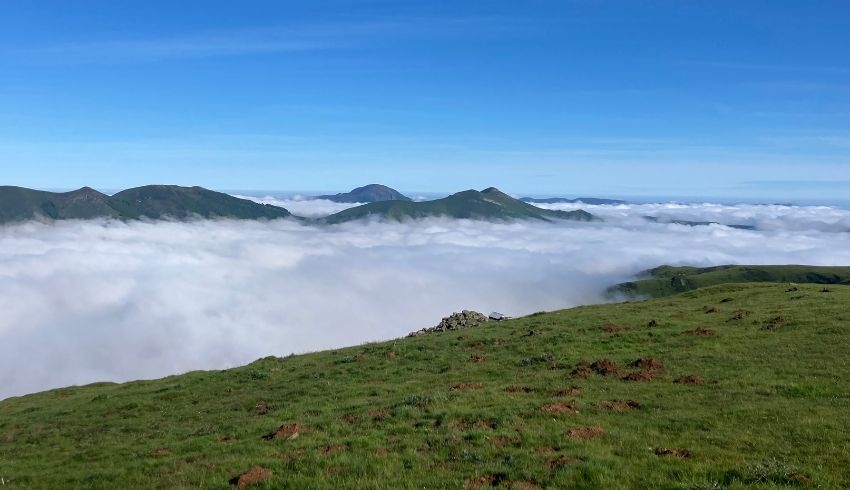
[324,187,597,224]
[611,264,850,299]
[0,185,291,223]
[2,277,848,488]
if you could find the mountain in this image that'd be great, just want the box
[0,185,291,223]
[0,186,119,222]
[521,196,626,205]
[316,184,412,203]
[324,187,597,224]
[642,215,756,230]
[108,185,291,220]
[611,264,850,298]
[3,281,848,487]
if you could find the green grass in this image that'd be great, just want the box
[2,283,849,488]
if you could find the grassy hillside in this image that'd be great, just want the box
[0,185,291,223]
[1,283,848,488]
[109,186,291,220]
[611,264,850,299]
[0,186,119,222]
[324,187,596,224]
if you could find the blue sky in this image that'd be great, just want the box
[0,1,848,200]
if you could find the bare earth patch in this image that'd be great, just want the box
[655,447,691,458]
[602,323,623,334]
[541,402,579,415]
[763,315,786,331]
[450,382,483,392]
[590,359,621,376]
[263,423,305,441]
[727,310,751,322]
[686,327,717,336]
[469,354,486,363]
[464,474,507,490]
[555,387,581,397]
[148,448,172,457]
[505,385,534,393]
[548,455,581,469]
[597,400,641,411]
[319,444,350,456]
[229,466,272,488]
[567,426,604,440]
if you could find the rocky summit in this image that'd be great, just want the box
[407,310,489,337]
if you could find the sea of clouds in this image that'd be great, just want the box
[2,200,850,400]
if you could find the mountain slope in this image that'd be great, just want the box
[108,185,291,220]
[0,185,292,223]
[0,186,119,222]
[316,184,411,203]
[1,282,848,488]
[611,264,850,298]
[324,187,597,224]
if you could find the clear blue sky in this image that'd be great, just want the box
[1,1,848,200]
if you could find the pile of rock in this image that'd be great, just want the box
[407,310,489,337]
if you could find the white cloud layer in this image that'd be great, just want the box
[2,201,850,400]
[233,195,362,218]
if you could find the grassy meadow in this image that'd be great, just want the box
[1,282,848,488]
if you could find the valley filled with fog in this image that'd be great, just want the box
[2,199,849,400]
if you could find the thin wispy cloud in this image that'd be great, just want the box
[8,16,529,64]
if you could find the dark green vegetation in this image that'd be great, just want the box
[613,264,850,299]
[324,187,596,224]
[317,184,412,203]
[2,282,848,488]
[0,185,290,223]
[642,216,755,230]
[520,197,626,205]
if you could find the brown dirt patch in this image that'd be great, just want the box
[450,382,483,392]
[541,402,579,415]
[491,435,522,447]
[686,327,717,336]
[623,370,657,382]
[254,400,270,416]
[148,448,172,457]
[466,341,487,349]
[453,420,498,431]
[374,448,390,457]
[555,387,581,397]
[229,466,272,488]
[319,444,350,456]
[597,400,641,411]
[654,447,691,458]
[353,352,366,361]
[630,357,664,371]
[365,408,389,421]
[704,306,719,313]
[639,337,657,344]
[217,435,238,442]
[494,338,507,345]
[586,359,619,376]
[763,315,786,331]
[263,423,305,441]
[547,455,581,469]
[727,310,751,322]
[469,353,486,363]
[567,426,604,440]
[602,323,622,334]
[387,435,399,443]
[505,385,534,393]
[464,474,507,490]
[535,447,555,455]
[674,375,704,385]
[570,365,593,378]
[385,351,397,359]
[341,414,359,424]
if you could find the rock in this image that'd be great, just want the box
[407,310,488,337]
